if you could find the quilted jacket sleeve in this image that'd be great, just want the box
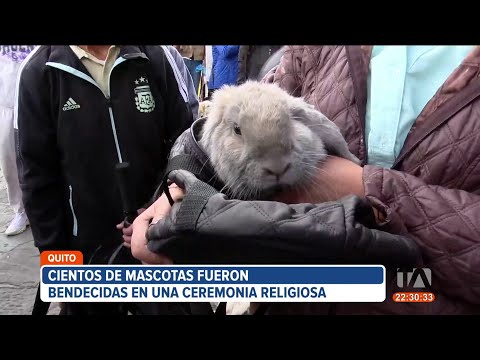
[363,165,480,304]
[267,46,305,97]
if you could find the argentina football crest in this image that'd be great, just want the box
[134,77,155,113]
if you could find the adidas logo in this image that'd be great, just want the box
[62,97,81,111]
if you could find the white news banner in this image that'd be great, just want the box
[40,265,386,303]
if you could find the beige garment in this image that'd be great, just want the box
[209,301,251,315]
[70,45,120,97]
[176,45,205,61]
[198,100,212,118]
[226,302,252,315]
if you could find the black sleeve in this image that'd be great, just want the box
[15,54,71,252]
[237,45,250,85]
[161,53,195,156]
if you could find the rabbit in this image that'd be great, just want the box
[198,81,361,200]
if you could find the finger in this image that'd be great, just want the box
[123,235,132,243]
[116,223,124,230]
[123,226,133,237]
[141,250,173,265]
[131,209,154,260]
[141,256,172,265]
[131,215,173,264]
[168,170,200,190]
[151,189,184,223]
[122,242,131,249]
[134,203,155,224]
[171,186,186,199]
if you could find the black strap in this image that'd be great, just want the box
[175,180,219,232]
[155,154,220,232]
[160,154,219,207]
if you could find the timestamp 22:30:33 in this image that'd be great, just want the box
[393,292,435,303]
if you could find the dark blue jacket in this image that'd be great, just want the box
[209,45,240,90]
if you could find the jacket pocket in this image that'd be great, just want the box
[68,185,78,236]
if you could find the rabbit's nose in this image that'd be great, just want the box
[262,162,291,179]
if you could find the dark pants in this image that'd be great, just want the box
[184,59,202,93]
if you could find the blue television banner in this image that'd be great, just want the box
[40,265,386,303]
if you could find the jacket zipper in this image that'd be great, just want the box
[106,57,128,163]
[46,59,127,163]
[68,185,78,236]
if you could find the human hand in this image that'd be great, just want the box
[273,156,365,204]
[116,208,147,248]
[130,184,185,264]
[272,156,387,222]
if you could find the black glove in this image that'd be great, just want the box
[147,170,420,267]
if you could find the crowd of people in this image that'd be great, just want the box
[1,45,479,315]
[173,45,284,100]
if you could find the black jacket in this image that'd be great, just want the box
[15,45,194,256]
[147,119,420,267]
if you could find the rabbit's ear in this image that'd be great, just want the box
[222,104,240,125]
[208,86,239,124]
[288,97,361,165]
[288,97,315,120]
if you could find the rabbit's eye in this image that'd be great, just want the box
[233,123,242,136]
